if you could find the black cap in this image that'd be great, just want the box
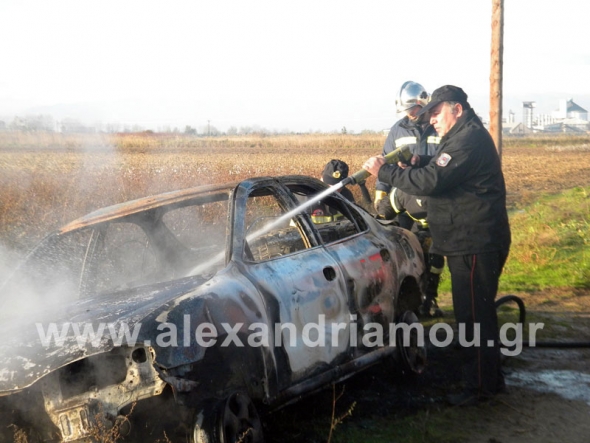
[417,85,469,116]
[322,159,349,185]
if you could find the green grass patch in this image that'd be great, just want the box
[331,407,472,443]
[502,186,590,292]
[436,187,590,294]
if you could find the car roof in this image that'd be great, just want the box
[58,175,327,234]
[59,182,238,234]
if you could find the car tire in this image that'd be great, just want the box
[191,392,264,443]
[396,310,427,375]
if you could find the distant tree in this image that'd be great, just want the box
[60,118,92,133]
[341,126,347,135]
[251,125,269,136]
[184,125,197,135]
[199,125,219,136]
[361,129,377,135]
[105,123,121,133]
[9,117,25,131]
[11,114,54,132]
[239,126,252,135]
[227,126,238,136]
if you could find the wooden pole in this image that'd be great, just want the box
[490,0,504,161]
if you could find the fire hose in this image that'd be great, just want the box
[340,145,412,209]
[341,145,413,188]
[496,295,590,348]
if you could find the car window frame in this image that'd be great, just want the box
[231,178,322,264]
[280,178,370,246]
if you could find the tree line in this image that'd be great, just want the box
[0,114,381,136]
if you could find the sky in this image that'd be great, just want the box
[1,0,589,133]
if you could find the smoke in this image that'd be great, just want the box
[0,134,124,323]
[0,236,80,324]
[0,242,20,287]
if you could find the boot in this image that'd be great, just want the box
[419,296,435,318]
[430,298,444,318]
[419,273,443,318]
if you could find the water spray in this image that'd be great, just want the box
[188,146,413,276]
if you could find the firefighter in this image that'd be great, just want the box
[377,188,444,318]
[321,159,355,202]
[307,159,355,223]
[362,85,511,406]
[374,81,440,217]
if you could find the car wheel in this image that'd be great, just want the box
[396,310,427,375]
[191,393,264,443]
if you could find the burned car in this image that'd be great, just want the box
[0,175,426,443]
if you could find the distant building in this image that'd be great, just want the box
[504,98,589,134]
[552,99,588,121]
[502,109,515,124]
[523,101,536,129]
[542,118,589,133]
[502,122,533,135]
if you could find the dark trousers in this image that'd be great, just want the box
[446,249,509,396]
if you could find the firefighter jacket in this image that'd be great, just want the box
[376,116,440,193]
[377,108,511,256]
[390,188,428,228]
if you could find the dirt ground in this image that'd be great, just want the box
[264,290,590,443]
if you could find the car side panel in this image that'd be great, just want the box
[242,246,351,382]
[322,230,397,348]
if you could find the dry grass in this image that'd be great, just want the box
[1,132,590,259]
[8,425,28,443]
[87,403,136,443]
[0,133,383,253]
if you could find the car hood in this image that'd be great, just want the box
[0,275,211,394]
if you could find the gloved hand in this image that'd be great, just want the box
[376,197,396,220]
[373,190,388,212]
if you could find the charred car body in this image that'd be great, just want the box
[0,176,426,442]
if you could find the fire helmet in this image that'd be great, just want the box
[395,81,429,113]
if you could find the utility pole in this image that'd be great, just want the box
[208,120,210,137]
[490,0,504,162]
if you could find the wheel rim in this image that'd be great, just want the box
[397,311,427,374]
[220,392,264,443]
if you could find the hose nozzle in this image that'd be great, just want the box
[342,145,413,186]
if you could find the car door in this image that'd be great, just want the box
[286,183,398,350]
[234,181,353,381]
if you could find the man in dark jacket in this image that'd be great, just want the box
[363,85,511,405]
